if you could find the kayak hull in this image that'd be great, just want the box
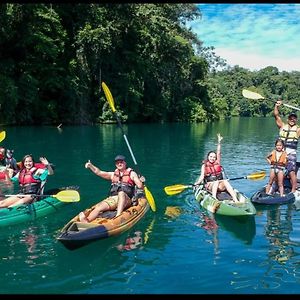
[0,186,76,227]
[194,185,256,216]
[251,185,296,205]
[56,197,149,250]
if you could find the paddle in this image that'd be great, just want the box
[101,82,156,212]
[242,89,300,112]
[1,190,80,203]
[0,131,6,143]
[164,171,266,196]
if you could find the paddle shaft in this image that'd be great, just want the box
[114,115,138,167]
[2,194,59,198]
[267,98,300,112]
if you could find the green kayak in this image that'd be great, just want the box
[0,186,79,227]
[194,184,256,216]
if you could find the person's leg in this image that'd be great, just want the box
[287,153,297,192]
[266,170,276,194]
[0,195,32,208]
[116,191,131,217]
[277,171,285,197]
[290,171,297,192]
[211,181,219,198]
[79,199,112,223]
[222,181,239,202]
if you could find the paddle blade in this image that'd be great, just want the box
[102,82,116,112]
[145,186,156,212]
[0,131,6,143]
[242,89,265,100]
[246,171,266,180]
[164,184,192,196]
[52,190,80,202]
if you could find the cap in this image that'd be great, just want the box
[288,112,298,119]
[114,155,126,162]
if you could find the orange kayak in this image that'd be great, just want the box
[56,196,149,250]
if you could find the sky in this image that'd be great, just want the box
[189,3,300,72]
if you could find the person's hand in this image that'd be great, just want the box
[217,133,223,143]
[85,160,92,169]
[139,176,146,183]
[39,157,49,165]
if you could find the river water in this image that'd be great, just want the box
[0,117,299,294]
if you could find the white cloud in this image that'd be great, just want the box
[215,47,300,72]
[190,3,300,72]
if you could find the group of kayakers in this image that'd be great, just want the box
[193,99,300,204]
[0,151,53,208]
[0,97,299,223]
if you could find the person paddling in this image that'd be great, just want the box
[274,100,300,192]
[0,155,54,208]
[79,155,144,223]
[194,133,239,204]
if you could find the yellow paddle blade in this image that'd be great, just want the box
[0,131,6,143]
[164,184,192,196]
[246,171,266,180]
[145,186,156,212]
[102,82,116,113]
[52,190,80,202]
[242,89,265,100]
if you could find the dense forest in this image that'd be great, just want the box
[1,3,300,125]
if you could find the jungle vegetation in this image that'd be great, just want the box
[1,3,299,125]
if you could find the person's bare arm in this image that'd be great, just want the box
[85,160,113,180]
[216,133,223,163]
[131,171,144,189]
[274,100,284,129]
[266,152,272,164]
[194,164,205,185]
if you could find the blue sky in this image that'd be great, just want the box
[189,3,300,72]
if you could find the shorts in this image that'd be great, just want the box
[103,194,131,210]
[286,153,297,173]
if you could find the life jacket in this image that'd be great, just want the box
[18,167,43,194]
[269,150,287,170]
[203,160,223,182]
[279,124,299,150]
[110,168,135,198]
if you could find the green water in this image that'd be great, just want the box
[0,117,300,294]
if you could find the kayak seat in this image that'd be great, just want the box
[217,191,232,201]
[99,210,117,219]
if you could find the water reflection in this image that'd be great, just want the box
[264,205,299,264]
[195,209,256,245]
[116,217,155,252]
[257,204,300,291]
[215,214,256,245]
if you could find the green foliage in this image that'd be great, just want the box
[1,4,300,124]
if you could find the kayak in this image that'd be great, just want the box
[194,184,256,216]
[0,186,78,227]
[56,195,149,250]
[250,185,299,205]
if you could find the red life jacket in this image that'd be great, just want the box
[18,167,42,194]
[19,167,41,185]
[110,168,135,198]
[112,168,135,185]
[203,160,223,182]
